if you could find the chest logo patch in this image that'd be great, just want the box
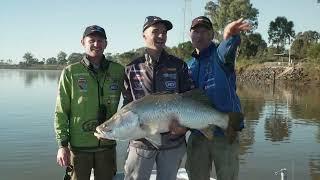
[163,73,177,79]
[78,77,88,92]
[165,81,176,89]
[133,82,143,91]
[133,74,144,80]
[109,83,119,91]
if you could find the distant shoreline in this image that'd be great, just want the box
[2,62,320,84]
[236,62,320,84]
[0,64,64,70]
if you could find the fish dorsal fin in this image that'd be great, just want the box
[140,121,162,135]
[182,89,213,106]
[150,91,175,96]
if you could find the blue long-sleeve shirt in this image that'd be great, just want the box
[188,35,244,136]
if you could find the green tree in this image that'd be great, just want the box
[296,30,320,44]
[169,41,193,61]
[67,53,83,64]
[291,31,320,60]
[46,57,58,65]
[204,0,259,39]
[117,51,140,66]
[307,43,320,61]
[240,33,267,58]
[6,59,13,64]
[268,16,295,49]
[291,39,306,59]
[23,52,38,65]
[57,51,68,65]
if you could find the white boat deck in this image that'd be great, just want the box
[90,168,216,180]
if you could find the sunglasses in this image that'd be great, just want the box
[63,166,73,180]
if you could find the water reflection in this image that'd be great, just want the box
[263,102,292,142]
[18,70,61,87]
[238,83,266,156]
[309,154,320,180]
[237,82,320,179]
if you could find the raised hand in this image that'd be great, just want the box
[223,18,252,40]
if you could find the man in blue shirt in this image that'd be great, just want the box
[185,16,250,180]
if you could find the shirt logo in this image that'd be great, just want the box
[109,83,119,91]
[163,73,177,79]
[205,78,215,90]
[82,120,98,132]
[133,74,144,80]
[78,77,88,92]
[165,81,176,89]
[133,82,143,91]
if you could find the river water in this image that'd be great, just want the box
[0,69,319,180]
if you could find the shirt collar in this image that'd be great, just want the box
[82,55,108,71]
[144,49,168,66]
[191,42,215,59]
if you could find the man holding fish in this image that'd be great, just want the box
[93,16,250,180]
[121,16,193,180]
[185,16,251,180]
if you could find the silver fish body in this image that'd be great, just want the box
[94,90,240,143]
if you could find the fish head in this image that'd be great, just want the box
[94,110,146,141]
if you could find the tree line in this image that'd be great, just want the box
[2,0,319,66]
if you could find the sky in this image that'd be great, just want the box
[0,0,319,63]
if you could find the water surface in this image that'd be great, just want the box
[0,69,319,180]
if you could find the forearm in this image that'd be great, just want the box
[217,35,241,66]
[54,110,70,147]
[54,69,71,148]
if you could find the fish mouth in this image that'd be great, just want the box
[94,127,113,139]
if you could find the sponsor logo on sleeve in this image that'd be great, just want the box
[204,78,215,90]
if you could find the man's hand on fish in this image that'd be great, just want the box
[169,119,188,136]
[223,18,252,40]
[96,135,106,140]
[57,147,71,167]
[225,112,243,144]
[225,126,237,144]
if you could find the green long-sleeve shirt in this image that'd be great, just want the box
[54,57,124,150]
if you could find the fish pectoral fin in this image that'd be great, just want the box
[140,123,159,135]
[199,125,215,140]
[145,134,162,147]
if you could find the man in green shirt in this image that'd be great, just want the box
[54,25,124,180]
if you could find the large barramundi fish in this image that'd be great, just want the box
[94,89,243,145]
